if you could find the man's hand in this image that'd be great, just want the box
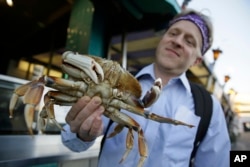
[65,96,105,141]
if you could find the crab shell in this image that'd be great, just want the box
[61,51,145,109]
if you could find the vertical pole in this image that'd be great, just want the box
[66,0,108,58]
[66,0,94,54]
[121,31,127,70]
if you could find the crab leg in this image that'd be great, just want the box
[39,94,64,132]
[106,124,124,138]
[9,75,88,135]
[9,93,19,119]
[106,108,148,167]
[9,80,40,118]
[38,90,81,132]
[119,128,134,164]
[24,104,36,135]
[9,79,45,135]
[109,99,194,128]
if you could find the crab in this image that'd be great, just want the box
[9,51,194,167]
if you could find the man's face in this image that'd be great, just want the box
[155,20,203,75]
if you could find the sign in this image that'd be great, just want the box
[230,151,250,167]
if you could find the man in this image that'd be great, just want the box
[61,9,231,167]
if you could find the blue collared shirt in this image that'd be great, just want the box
[61,63,230,167]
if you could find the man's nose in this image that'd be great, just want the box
[172,35,183,47]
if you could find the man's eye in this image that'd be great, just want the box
[169,32,176,36]
[186,39,195,46]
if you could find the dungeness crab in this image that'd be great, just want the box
[9,51,194,167]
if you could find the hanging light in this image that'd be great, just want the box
[224,75,231,83]
[181,0,191,10]
[6,0,14,7]
[228,88,237,96]
[212,48,223,62]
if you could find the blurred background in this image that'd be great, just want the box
[0,0,249,167]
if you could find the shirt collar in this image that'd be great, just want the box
[135,63,192,93]
[135,63,155,80]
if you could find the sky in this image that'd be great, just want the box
[176,0,250,105]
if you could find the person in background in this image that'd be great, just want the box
[61,8,231,167]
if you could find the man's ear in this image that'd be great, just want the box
[193,56,203,66]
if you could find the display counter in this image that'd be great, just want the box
[0,135,102,167]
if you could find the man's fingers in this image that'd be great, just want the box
[65,96,91,123]
[78,107,104,141]
[68,96,104,133]
[75,96,102,123]
[64,95,104,139]
[89,115,104,137]
[80,105,104,132]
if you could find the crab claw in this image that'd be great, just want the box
[142,78,162,108]
[62,51,104,84]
